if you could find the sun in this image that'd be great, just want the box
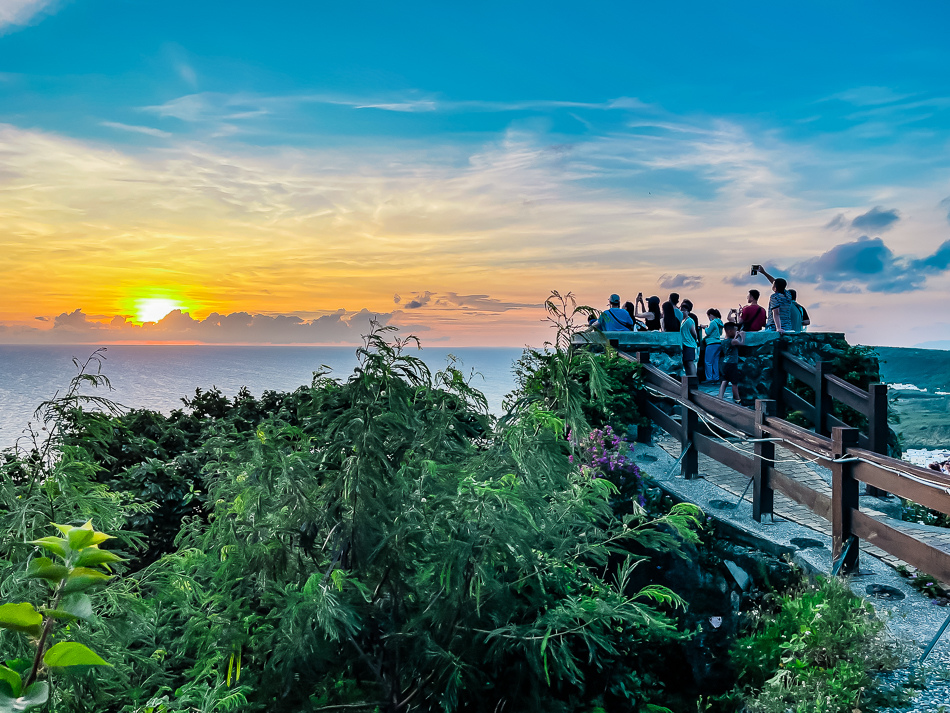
[135,298,182,323]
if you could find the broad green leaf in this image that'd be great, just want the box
[2,663,27,676]
[43,642,110,668]
[43,593,93,621]
[17,682,49,711]
[29,537,66,558]
[74,548,123,568]
[62,567,110,594]
[0,604,42,638]
[26,558,69,583]
[51,523,73,537]
[0,665,21,698]
[66,528,95,550]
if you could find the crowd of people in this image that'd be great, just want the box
[592,265,811,404]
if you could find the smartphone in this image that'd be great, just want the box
[750,265,758,276]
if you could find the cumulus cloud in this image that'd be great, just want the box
[941,196,950,224]
[850,206,900,232]
[786,236,950,293]
[658,274,703,289]
[1,307,427,345]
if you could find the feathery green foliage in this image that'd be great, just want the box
[0,316,704,712]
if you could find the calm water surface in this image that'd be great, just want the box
[0,345,524,449]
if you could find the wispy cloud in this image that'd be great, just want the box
[0,0,59,32]
[100,121,172,138]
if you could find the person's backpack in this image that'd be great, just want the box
[789,300,804,332]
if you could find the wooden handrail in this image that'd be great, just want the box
[825,374,871,414]
[782,352,820,390]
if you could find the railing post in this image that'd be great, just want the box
[831,427,860,574]
[815,362,832,435]
[679,375,699,479]
[866,383,889,497]
[753,400,776,521]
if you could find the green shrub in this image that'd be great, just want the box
[731,576,899,713]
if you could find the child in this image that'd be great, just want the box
[718,321,745,404]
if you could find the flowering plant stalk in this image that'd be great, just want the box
[572,425,646,509]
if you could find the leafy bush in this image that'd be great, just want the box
[0,522,118,711]
[0,318,706,712]
[730,576,899,713]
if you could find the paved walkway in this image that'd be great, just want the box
[654,433,950,575]
[630,434,950,710]
[668,381,950,577]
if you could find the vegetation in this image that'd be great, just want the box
[727,577,901,713]
[0,522,117,712]
[0,295,906,712]
[0,309,706,712]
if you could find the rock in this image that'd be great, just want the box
[724,560,751,591]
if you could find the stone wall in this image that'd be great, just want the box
[576,329,879,406]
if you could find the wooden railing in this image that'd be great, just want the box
[626,350,950,582]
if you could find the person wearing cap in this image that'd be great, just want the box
[596,294,635,331]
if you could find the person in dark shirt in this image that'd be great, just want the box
[661,300,681,332]
[622,292,656,330]
[644,296,662,331]
[718,321,745,403]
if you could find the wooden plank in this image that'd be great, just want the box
[825,412,852,431]
[769,468,833,520]
[690,390,756,435]
[825,414,869,449]
[640,364,680,398]
[762,416,834,458]
[644,400,683,440]
[852,462,950,517]
[853,511,950,584]
[694,432,756,478]
[782,352,820,390]
[825,374,870,414]
[782,387,817,424]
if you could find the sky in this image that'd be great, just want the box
[2,1,950,347]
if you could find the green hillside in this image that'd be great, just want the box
[871,346,950,450]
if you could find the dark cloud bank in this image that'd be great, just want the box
[724,237,950,294]
[0,309,412,345]
[825,206,901,233]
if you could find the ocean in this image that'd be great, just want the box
[0,345,525,450]
[2,343,948,460]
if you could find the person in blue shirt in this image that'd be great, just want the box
[596,294,635,331]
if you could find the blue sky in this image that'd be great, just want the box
[2,0,950,345]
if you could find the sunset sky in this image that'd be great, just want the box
[2,1,950,346]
